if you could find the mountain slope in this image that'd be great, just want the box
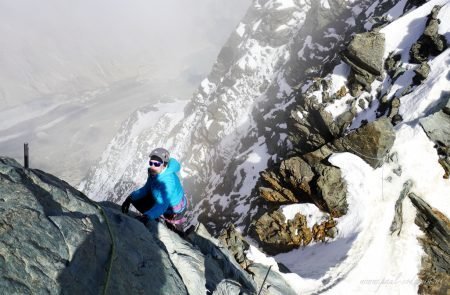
[80,0,449,293]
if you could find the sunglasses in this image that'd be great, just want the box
[149,160,163,167]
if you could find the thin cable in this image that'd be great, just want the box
[258,265,272,295]
[85,197,116,295]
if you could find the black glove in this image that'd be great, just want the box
[121,196,132,214]
[136,214,149,225]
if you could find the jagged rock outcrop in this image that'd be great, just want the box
[259,170,299,204]
[410,5,448,63]
[314,163,347,217]
[420,95,450,178]
[257,115,394,251]
[0,157,296,294]
[254,211,313,254]
[266,117,394,206]
[408,193,450,295]
[253,208,337,254]
[331,117,396,168]
[342,31,385,96]
[342,31,385,76]
[390,180,414,235]
[289,96,339,154]
[412,61,431,85]
[218,224,251,269]
[303,117,395,168]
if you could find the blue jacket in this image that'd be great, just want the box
[130,158,184,219]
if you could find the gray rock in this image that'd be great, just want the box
[0,157,187,295]
[332,117,396,168]
[289,101,336,154]
[420,96,450,147]
[408,193,450,295]
[413,62,431,85]
[384,52,402,75]
[212,279,249,295]
[391,114,403,126]
[315,163,348,217]
[186,223,257,293]
[389,180,413,235]
[358,98,366,109]
[279,157,315,195]
[335,110,356,135]
[392,166,402,176]
[388,97,401,118]
[410,5,448,63]
[342,31,385,76]
[247,263,297,295]
[218,224,251,269]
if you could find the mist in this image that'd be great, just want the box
[0,0,251,185]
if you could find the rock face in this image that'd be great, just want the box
[254,211,312,254]
[0,157,296,295]
[408,193,450,295]
[256,114,395,251]
[342,31,385,76]
[218,225,251,269]
[420,96,450,178]
[342,31,385,96]
[331,117,396,168]
[410,5,448,63]
[0,157,186,294]
[315,164,347,217]
[253,209,337,254]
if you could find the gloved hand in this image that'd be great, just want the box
[121,196,132,214]
[136,214,149,225]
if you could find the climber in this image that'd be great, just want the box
[121,147,187,232]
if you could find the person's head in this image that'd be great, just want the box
[148,147,169,174]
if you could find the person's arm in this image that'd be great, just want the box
[143,189,169,219]
[130,177,151,201]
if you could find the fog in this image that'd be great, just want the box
[0,0,251,185]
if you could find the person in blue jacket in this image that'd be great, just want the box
[121,147,187,231]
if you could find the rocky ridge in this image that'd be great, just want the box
[0,157,296,294]
[408,193,450,295]
[252,1,449,255]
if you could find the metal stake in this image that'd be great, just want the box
[24,143,29,169]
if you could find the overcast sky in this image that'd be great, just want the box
[0,0,251,185]
[0,0,251,106]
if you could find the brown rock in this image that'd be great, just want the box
[279,157,315,195]
[254,210,313,254]
[408,193,450,295]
